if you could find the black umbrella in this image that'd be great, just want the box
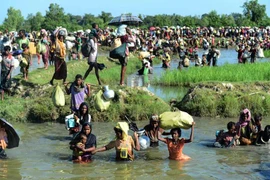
[108,14,143,26]
[0,118,20,149]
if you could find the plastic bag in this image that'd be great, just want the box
[19,57,28,67]
[52,84,65,107]
[138,51,150,60]
[36,41,46,54]
[94,90,110,111]
[13,58,20,69]
[109,43,126,59]
[159,111,194,130]
[139,135,150,150]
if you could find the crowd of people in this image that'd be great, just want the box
[0,24,270,162]
[214,108,270,148]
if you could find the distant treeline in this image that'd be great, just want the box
[0,0,269,32]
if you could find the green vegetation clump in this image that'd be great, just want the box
[0,55,170,123]
[264,50,270,58]
[157,62,270,86]
[88,86,171,122]
[175,82,270,117]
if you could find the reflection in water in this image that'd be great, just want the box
[3,119,270,179]
[0,159,22,180]
[6,49,270,179]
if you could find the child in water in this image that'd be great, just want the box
[158,122,195,161]
[214,121,239,148]
[73,134,87,162]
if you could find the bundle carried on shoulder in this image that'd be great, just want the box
[52,84,65,107]
[159,111,194,130]
[109,43,126,59]
[138,51,150,60]
[94,90,110,111]
[19,57,28,70]
[36,41,47,54]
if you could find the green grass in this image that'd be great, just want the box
[27,55,143,86]
[264,50,270,58]
[157,62,270,86]
[1,55,170,122]
[175,82,270,117]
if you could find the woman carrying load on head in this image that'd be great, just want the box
[49,29,67,85]
[93,122,140,161]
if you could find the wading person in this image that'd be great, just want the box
[69,123,96,163]
[144,114,170,147]
[158,122,195,161]
[93,122,140,161]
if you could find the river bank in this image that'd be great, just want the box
[0,55,170,122]
[2,49,270,122]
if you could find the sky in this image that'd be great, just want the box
[1,0,270,23]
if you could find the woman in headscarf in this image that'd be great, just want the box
[68,102,92,135]
[93,122,140,161]
[49,29,67,85]
[235,108,255,145]
[69,123,96,163]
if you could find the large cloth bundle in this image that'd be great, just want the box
[29,42,36,55]
[159,111,194,130]
[116,24,127,36]
[52,84,65,107]
[94,90,110,111]
[138,51,150,60]
[36,41,46,54]
[109,43,126,59]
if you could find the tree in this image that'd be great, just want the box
[98,11,113,24]
[66,14,83,31]
[182,16,196,27]
[199,15,209,27]
[220,14,236,27]
[3,7,24,31]
[42,3,69,31]
[23,12,45,32]
[242,0,266,24]
[206,11,221,28]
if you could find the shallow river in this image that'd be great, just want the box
[1,119,270,179]
[2,49,270,179]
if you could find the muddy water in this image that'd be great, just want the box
[1,119,270,179]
